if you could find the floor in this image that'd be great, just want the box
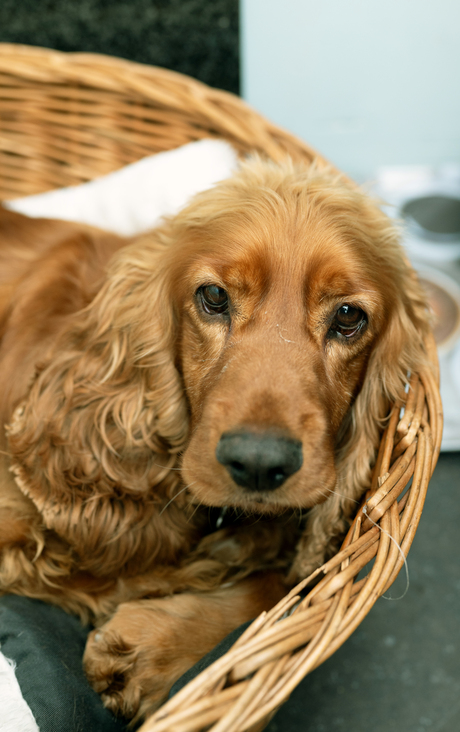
[267,451,460,732]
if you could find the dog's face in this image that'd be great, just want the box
[164,160,404,514]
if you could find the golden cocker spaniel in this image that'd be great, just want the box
[0,156,430,721]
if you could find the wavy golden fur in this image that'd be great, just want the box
[0,156,430,721]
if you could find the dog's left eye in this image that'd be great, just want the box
[197,285,229,316]
[330,304,367,338]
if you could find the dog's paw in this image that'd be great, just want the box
[83,580,284,722]
[83,600,176,721]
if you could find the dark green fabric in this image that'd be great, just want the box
[0,594,250,732]
[0,596,128,732]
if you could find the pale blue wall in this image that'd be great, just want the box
[241,0,460,180]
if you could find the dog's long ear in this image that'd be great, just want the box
[291,223,432,580]
[336,260,430,499]
[7,228,189,572]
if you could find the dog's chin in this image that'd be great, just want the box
[185,481,333,517]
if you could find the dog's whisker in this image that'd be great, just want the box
[152,462,183,472]
[187,501,205,523]
[160,483,194,515]
[316,488,332,502]
[292,503,308,527]
[325,488,361,503]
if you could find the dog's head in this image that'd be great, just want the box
[157,157,430,515]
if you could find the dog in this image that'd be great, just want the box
[0,156,430,722]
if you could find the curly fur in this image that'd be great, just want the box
[0,156,430,720]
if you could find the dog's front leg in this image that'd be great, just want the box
[83,572,286,723]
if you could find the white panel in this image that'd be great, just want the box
[241,0,460,179]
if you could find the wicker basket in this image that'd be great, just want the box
[0,44,443,732]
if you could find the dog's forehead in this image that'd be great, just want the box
[181,211,381,298]
[173,168,399,309]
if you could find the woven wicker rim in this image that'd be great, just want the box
[0,44,443,732]
[0,43,327,200]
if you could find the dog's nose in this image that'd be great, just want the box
[215,431,303,492]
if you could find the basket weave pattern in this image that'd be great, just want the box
[0,44,321,200]
[0,44,443,732]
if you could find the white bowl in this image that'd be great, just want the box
[414,265,460,355]
[401,194,460,263]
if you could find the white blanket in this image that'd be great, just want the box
[0,653,40,732]
[7,139,238,235]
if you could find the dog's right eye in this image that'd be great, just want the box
[328,304,367,340]
[197,285,229,316]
